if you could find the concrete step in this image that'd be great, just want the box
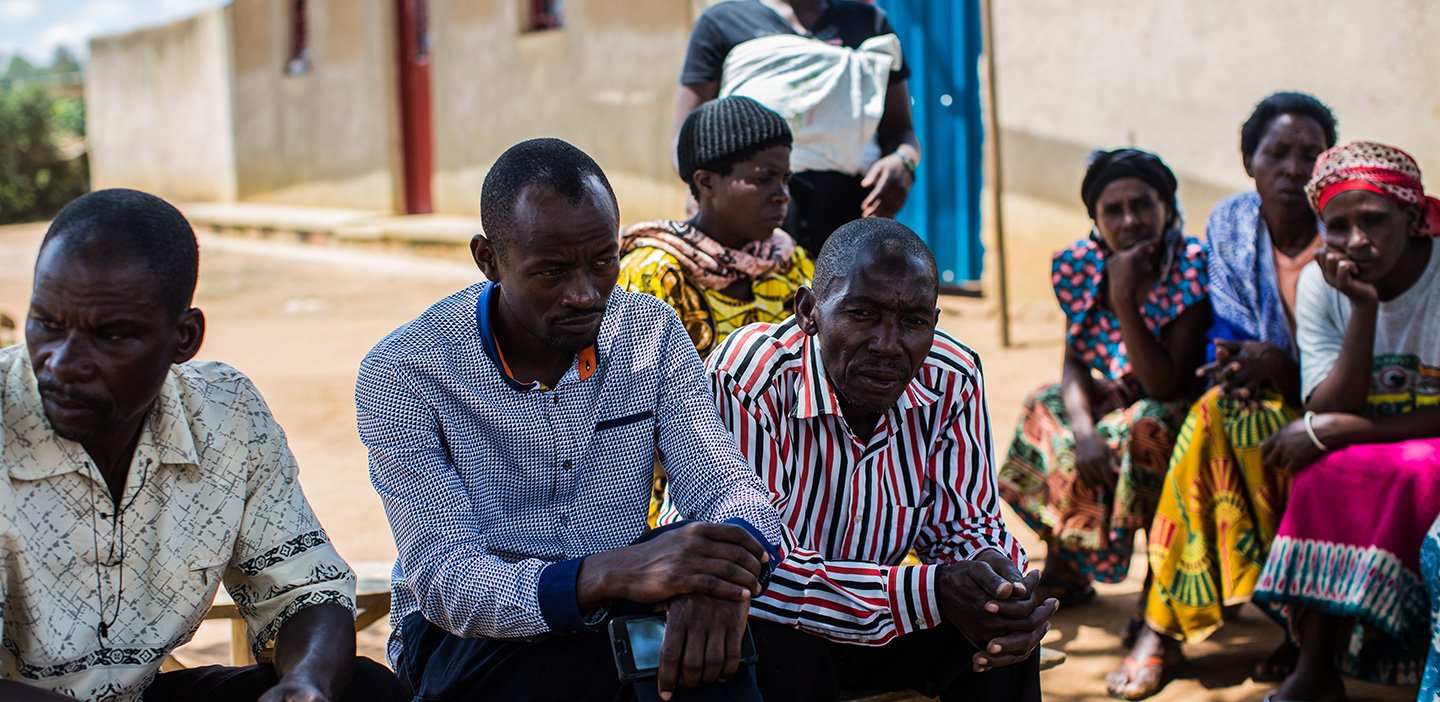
[179,202,478,251]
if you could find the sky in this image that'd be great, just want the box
[0,0,227,64]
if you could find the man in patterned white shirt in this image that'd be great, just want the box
[357,138,785,701]
[0,189,406,702]
[707,218,1056,701]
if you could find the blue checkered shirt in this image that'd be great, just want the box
[356,282,783,663]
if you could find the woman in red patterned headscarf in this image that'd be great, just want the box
[1252,141,1440,702]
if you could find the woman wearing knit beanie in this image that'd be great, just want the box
[619,96,813,360]
[620,96,813,527]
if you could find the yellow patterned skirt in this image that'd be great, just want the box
[1145,387,1296,642]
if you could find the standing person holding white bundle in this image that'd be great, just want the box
[672,0,922,255]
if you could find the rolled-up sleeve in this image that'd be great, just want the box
[225,380,356,660]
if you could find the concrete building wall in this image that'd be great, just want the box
[229,0,400,211]
[986,0,1440,311]
[428,0,695,222]
[87,7,237,202]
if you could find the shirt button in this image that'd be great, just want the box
[853,515,863,525]
[562,460,573,470]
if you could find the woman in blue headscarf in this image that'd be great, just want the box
[1108,92,1337,700]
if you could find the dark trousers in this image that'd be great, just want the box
[143,656,407,701]
[396,612,762,702]
[785,170,869,255]
[750,619,1042,702]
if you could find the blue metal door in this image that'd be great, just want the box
[876,0,985,287]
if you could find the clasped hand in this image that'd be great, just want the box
[1197,339,1286,406]
[597,522,769,605]
[938,550,1059,673]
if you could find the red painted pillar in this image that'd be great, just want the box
[396,0,433,214]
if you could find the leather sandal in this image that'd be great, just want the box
[1104,648,1182,701]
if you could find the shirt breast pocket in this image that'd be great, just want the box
[157,555,229,636]
[189,557,228,595]
[594,410,655,433]
[591,410,658,481]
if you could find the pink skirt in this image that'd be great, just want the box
[1254,437,1440,684]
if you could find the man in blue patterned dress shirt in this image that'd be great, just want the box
[356,138,785,701]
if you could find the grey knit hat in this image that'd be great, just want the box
[677,96,792,185]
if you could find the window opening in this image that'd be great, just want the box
[527,0,564,31]
[286,0,311,74]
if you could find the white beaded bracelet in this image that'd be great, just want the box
[1303,410,1328,451]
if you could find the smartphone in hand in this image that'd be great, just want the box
[607,614,759,682]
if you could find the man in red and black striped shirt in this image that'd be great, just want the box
[707,218,1056,701]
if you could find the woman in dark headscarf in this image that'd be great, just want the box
[999,148,1212,635]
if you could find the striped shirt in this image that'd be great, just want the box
[707,318,1026,645]
[356,283,783,665]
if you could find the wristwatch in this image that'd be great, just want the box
[895,150,918,178]
[582,605,610,630]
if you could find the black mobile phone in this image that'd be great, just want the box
[607,614,759,682]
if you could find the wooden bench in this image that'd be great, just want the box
[164,561,393,670]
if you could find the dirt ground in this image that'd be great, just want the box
[0,221,1416,701]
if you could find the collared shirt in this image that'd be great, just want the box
[707,319,1027,645]
[356,283,783,665]
[0,346,355,702]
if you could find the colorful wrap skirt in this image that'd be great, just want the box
[1421,513,1440,701]
[1145,387,1296,642]
[1000,378,1188,584]
[1253,437,1440,685]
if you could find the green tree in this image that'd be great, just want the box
[2,55,42,85]
[0,86,89,224]
[51,96,85,137]
[50,47,83,77]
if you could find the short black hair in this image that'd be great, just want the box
[479,138,619,257]
[39,188,199,316]
[812,218,938,299]
[1240,92,1337,159]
